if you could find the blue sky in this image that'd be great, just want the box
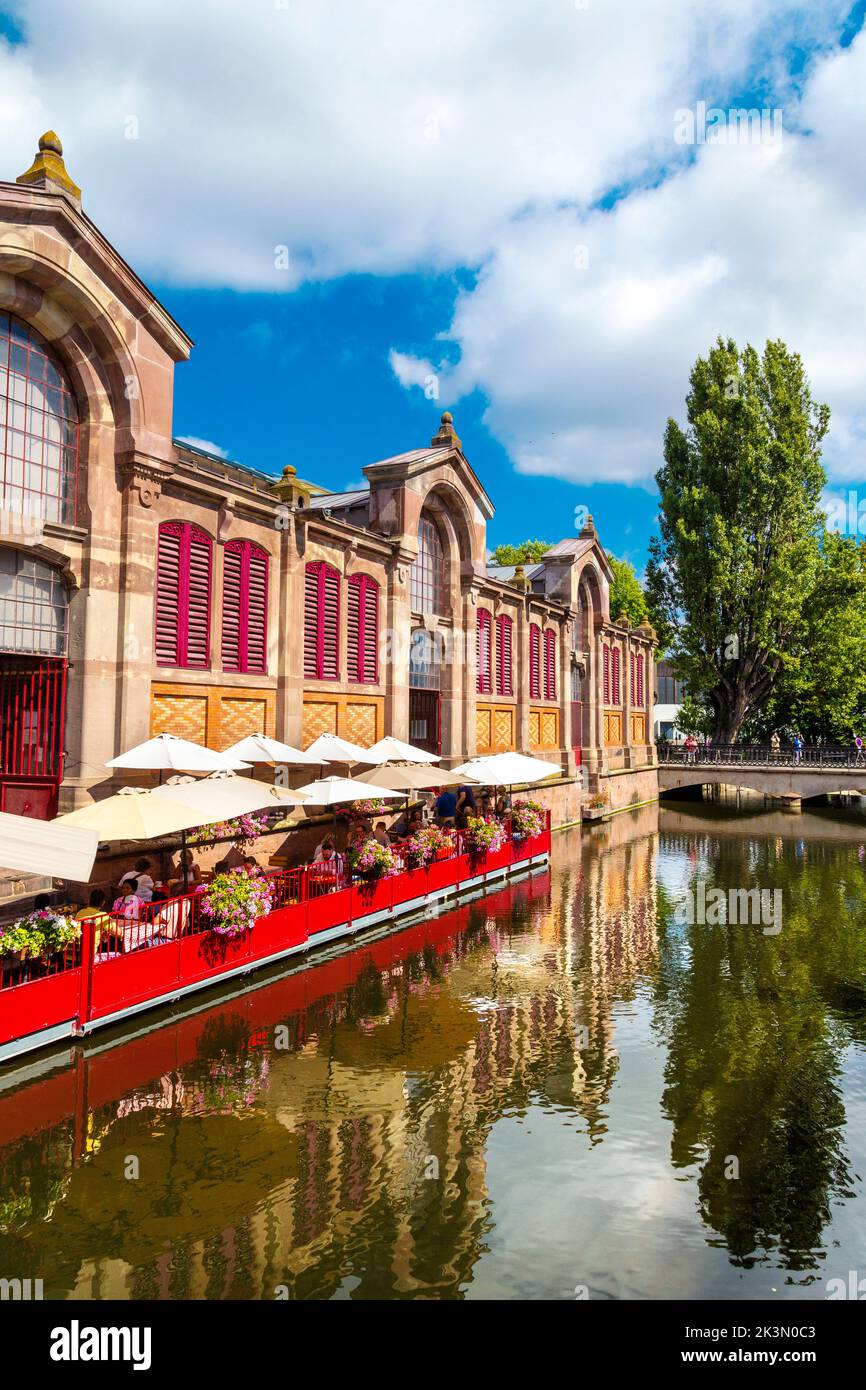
[2,0,866,573]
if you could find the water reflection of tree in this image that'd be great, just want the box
[655,834,865,1269]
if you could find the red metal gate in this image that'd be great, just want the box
[0,656,68,818]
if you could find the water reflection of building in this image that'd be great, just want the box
[0,825,662,1299]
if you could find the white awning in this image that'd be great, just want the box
[0,811,99,881]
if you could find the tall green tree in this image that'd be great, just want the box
[646,338,830,742]
[607,553,648,627]
[489,539,550,566]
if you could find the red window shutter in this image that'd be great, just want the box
[304,565,319,679]
[185,528,212,669]
[636,654,644,708]
[303,561,340,680]
[477,609,492,695]
[155,521,211,669]
[155,523,182,666]
[603,644,610,704]
[530,624,541,700]
[363,579,378,683]
[544,629,556,701]
[221,543,242,673]
[245,544,268,674]
[611,647,620,705]
[347,576,361,681]
[630,652,635,705]
[496,615,513,696]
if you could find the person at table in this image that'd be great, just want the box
[113,877,144,918]
[455,785,477,827]
[242,855,263,877]
[311,840,344,889]
[435,786,458,826]
[76,889,121,955]
[480,794,497,820]
[169,849,202,892]
[495,791,511,819]
[374,820,391,848]
[118,858,155,903]
[390,809,410,839]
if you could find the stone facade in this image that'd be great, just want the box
[0,135,656,821]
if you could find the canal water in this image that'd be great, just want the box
[1,800,865,1300]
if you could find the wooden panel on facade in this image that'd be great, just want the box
[603,710,623,747]
[630,713,646,743]
[528,706,559,750]
[151,683,276,750]
[476,703,515,755]
[302,693,384,750]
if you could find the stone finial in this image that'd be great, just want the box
[578,512,597,540]
[511,562,530,592]
[17,131,82,204]
[638,615,657,641]
[431,410,462,451]
[616,610,631,628]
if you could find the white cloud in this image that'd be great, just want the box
[175,436,229,459]
[0,0,861,485]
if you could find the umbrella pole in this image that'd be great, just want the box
[182,828,188,892]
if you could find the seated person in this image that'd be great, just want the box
[456,785,477,827]
[310,840,344,888]
[119,857,155,903]
[435,787,458,825]
[390,810,410,838]
[76,889,121,956]
[169,849,202,892]
[112,877,143,918]
[242,855,263,878]
[480,794,497,820]
[495,792,511,818]
[373,820,391,848]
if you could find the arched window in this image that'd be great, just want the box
[0,313,79,525]
[529,623,541,700]
[0,548,68,655]
[477,608,492,695]
[411,512,446,615]
[495,614,513,697]
[222,540,268,674]
[409,628,443,688]
[347,573,379,684]
[544,629,557,701]
[304,560,340,680]
[155,522,212,669]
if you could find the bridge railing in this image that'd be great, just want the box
[658,743,866,769]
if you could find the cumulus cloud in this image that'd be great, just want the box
[175,436,230,459]
[0,0,860,485]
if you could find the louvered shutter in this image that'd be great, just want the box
[477,609,492,694]
[304,565,319,678]
[185,528,212,668]
[245,544,268,674]
[155,523,182,666]
[362,579,378,683]
[221,542,242,673]
[496,615,513,696]
[603,645,610,704]
[611,647,620,705]
[636,653,644,708]
[321,565,339,679]
[544,629,556,700]
[530,624,541,700]
[630,652,635,705]
[347,576,360,680]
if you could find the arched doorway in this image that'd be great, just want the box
[408,627,443,755]
[0,549,69,817]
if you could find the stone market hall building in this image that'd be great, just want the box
[0,134,656,822]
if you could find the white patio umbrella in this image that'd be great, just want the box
[451,752,561,786]
[106,733,251,774]
[352,764,466,791]
[303,733,384,766]
[295,774,403,847]
[152,772,310,818]
[221,734,328,768]
[365,735,441,765]
[55,786,213,842]
[0,811,98,882]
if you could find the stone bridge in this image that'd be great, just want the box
[657,744,866,800]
